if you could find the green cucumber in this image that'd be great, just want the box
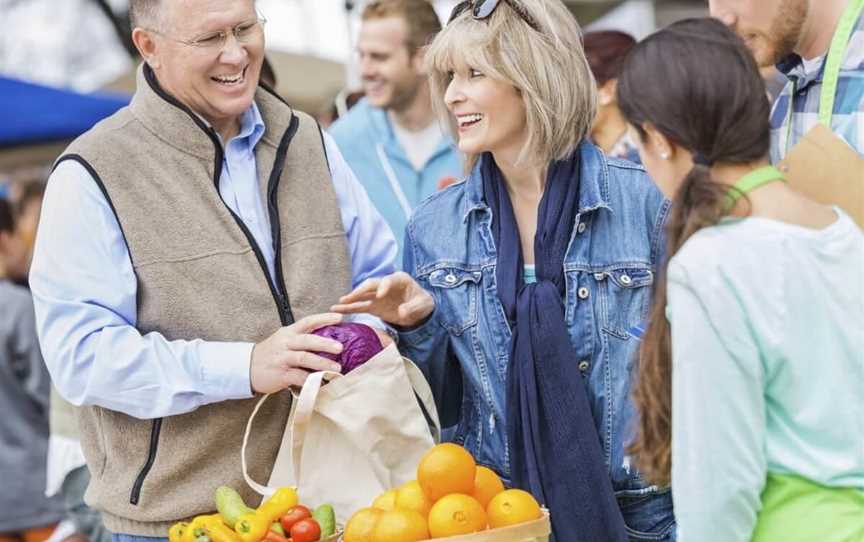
[312,504,336,538]
[214,486,253,528]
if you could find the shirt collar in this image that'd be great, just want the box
[228,102,266,149]
[776,52,826,91]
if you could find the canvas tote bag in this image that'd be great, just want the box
[240,344,440,523]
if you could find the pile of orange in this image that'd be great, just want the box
[344,443,543,541]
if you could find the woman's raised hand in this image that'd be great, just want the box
[331,271,435,329]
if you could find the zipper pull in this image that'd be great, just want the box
[279,294,294,325]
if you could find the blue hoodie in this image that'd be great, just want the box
[329,98,463,266]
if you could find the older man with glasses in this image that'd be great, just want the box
[29,1,398,541]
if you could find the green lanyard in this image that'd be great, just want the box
[725,166,787,210]
[785,0,864,147]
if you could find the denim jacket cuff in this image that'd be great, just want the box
[396,308,442,346]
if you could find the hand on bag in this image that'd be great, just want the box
[250,313,345,394]
[330,272,435,329]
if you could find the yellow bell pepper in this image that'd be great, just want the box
[168,522,189,542]
[207,520,243,542]
[234,512,270,542]
[184,514,220,542]
[181,519,201,542]
[256,488,299,524]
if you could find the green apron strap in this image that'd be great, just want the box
[725,165,787,210]
[785,0,863,151]
[819,0,864,127]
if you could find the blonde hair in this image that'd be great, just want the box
[426,0,597,170]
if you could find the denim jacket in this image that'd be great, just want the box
[399,142,675,540]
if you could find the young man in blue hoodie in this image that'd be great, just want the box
[329,0,462,265]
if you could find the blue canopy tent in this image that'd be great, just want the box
[0,76,129,170]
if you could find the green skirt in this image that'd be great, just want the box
[752,473,864,542]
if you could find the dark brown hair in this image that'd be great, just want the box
[362,0,442,54]
[0,198,14,234]
[583,30,636,87]
[616,18,770,486]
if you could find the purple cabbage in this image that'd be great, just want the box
[312,323,384,374]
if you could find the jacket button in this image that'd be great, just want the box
[578,287,589,299]
[620,274,632,285]
[445,273,457,284]
[577,222,587,234]
[578,360,590,372]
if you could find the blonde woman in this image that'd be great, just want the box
[334,1,674,539]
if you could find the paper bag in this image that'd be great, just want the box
[240,344,440,524]
[778,124,864,227]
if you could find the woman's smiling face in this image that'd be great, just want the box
[443,64,528,159]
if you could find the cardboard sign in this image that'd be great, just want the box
[778,124,864,227]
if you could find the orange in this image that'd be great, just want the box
[394,480,432,518]
[372,489,398,511]
[371,508,429,542]
[416,443,477,502]
[470,466,505,508]
[486,489,542,528]
[343,507,383,542]
[427,494,487,537]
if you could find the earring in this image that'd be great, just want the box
[660,152,670,160]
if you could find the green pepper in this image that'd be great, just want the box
[234,512,270,542]
[215,487,254,529]
[312,504,336,538]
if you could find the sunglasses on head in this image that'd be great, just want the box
[447,0,541,32]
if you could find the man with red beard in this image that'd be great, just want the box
[330,0,462,266]
[709,0,864,162]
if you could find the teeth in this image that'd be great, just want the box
[213,72,243,84]
[458,114,484,126]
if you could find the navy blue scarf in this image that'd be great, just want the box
[482,152,628,542]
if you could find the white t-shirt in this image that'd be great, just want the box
[800,54,825,76]
[391,119,444,171]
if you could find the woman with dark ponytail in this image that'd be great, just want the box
[617,18,864,542]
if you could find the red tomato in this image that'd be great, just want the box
[289,518,321,542]
[279,505,311,533]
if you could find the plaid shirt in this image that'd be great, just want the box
[770,10,864,162]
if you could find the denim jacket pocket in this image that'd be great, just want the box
[425,266,482,335]
[617,488,676,541]
[599,266,654,340]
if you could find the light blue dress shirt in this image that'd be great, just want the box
[30,103,397,420]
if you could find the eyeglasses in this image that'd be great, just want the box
[447,0,541,32]
[148,15,267,50]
